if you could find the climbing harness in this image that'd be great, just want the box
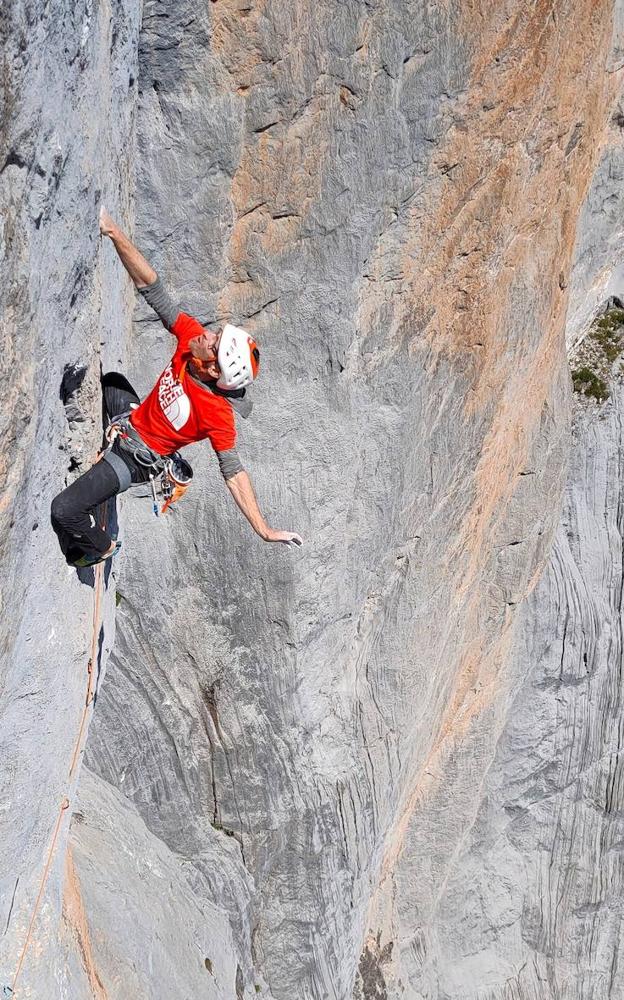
[105,415,193,516]
[104,413,168,471]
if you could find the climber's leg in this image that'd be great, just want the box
[101,371,140,425]
[51,460,121,564]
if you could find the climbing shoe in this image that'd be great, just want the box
[69,540,121,568]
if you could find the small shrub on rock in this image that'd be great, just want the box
[572,367,609,402]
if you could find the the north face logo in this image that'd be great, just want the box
[159,364,190,431]
[163,395,191,430]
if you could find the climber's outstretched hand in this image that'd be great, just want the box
[225,471,303,548]
[98,206,157,287]
[265,529,303,547]
[99,205,117,238]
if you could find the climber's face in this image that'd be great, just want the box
[189,329,221,379]
[189,329,219,361]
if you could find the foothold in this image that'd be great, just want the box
[1,150,26,172]
[59,363,87,406]
[204,958,213,974]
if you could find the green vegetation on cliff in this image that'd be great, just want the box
[571,306,624,402]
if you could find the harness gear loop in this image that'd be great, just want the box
[149,473,159,518]
[105,415,168,472]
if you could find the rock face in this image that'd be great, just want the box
[566,119,624,350]
[0,1,139,996]
[2,1,624,998]
[396,352,624,1000]
[64,769,241,999]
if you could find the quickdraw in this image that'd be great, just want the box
[159,456,193,514]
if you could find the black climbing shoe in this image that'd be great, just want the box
[69,540,121,568]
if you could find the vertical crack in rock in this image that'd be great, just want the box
[62,846,108,1000]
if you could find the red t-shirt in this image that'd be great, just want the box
[130,313,236,455]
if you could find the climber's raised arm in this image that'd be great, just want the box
[99,206,181,331]
[99,206,156,288]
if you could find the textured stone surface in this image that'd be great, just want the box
[566,121,624,350]
[2,1,624,998]
[63,768,241,999]
[0,1,140,995]
[390,367,624,1000]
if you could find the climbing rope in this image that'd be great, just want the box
[6,553,105,997]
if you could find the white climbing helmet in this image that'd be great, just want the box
[216,323,260,390]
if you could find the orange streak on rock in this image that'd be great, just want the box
[360,1,618,368]
[62,846,109,1000]
[383,622,515,878]
[209,0,269,83]
[362,0,619,923]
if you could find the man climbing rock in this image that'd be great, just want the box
[51,207,303,567]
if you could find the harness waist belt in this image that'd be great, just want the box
[112,415,170,470]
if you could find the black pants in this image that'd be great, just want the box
[51,373,148,563]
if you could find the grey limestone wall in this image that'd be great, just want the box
[0,0,139,995]
[392,372,624,1000]
[82,1,621,998]
[1,1,623,998]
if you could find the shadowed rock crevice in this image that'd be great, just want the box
[353,934,393,1000]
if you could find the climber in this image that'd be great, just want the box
[50,207,303,567]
